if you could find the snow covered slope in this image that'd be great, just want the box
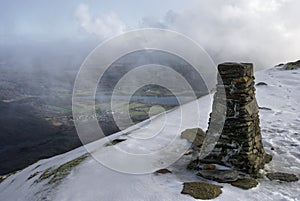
[0,67,299,201]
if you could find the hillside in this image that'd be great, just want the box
[0,66,299,201]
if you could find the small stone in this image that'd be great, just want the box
[266,172,299,182]
[256,82,268,86]
[105,139,126,146]
[203,164,216,170]
[155,168,172,174]
[230,178,258,190]
[259,107,272,111]
[264,153,272,164]
[181,182,223,200]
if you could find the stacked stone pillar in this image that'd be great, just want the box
[202,63,270,175]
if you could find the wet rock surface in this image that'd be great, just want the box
[181,182,223,200]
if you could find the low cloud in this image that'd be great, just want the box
[75,3,126,39]
[140,0,300,69]
[74,1,300,69]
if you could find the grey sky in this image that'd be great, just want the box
[0,0,186,40]
[1,0,300,69]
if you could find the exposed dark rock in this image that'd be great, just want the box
[256,82,268,86]
[181,182,223,200]
[264,153,273,164]
[230,178,258,189]
[197,170,240,183]
[105,139,127,146]
[155,168,172,174]
[187,158,203,170]
[259,107,272,111]
[266,172,299,182]
[281,60,300,70]
[27,171,40,180]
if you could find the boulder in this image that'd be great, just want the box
[266,172,299,182]
[181,182,223,200]
[230,178,258,189]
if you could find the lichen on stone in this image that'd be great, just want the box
[181,182,223,200]
[266,172,299,182]
[230,178,258,189]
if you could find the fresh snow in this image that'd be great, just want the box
[0,67,299,201]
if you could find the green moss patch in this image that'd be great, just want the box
[34,154,89,185]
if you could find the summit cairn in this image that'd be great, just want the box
[202,62,271,175]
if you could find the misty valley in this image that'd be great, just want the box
[0,50,208,175]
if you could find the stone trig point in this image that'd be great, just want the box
[202,62,271,175]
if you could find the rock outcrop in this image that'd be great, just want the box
[280,60,300,70]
